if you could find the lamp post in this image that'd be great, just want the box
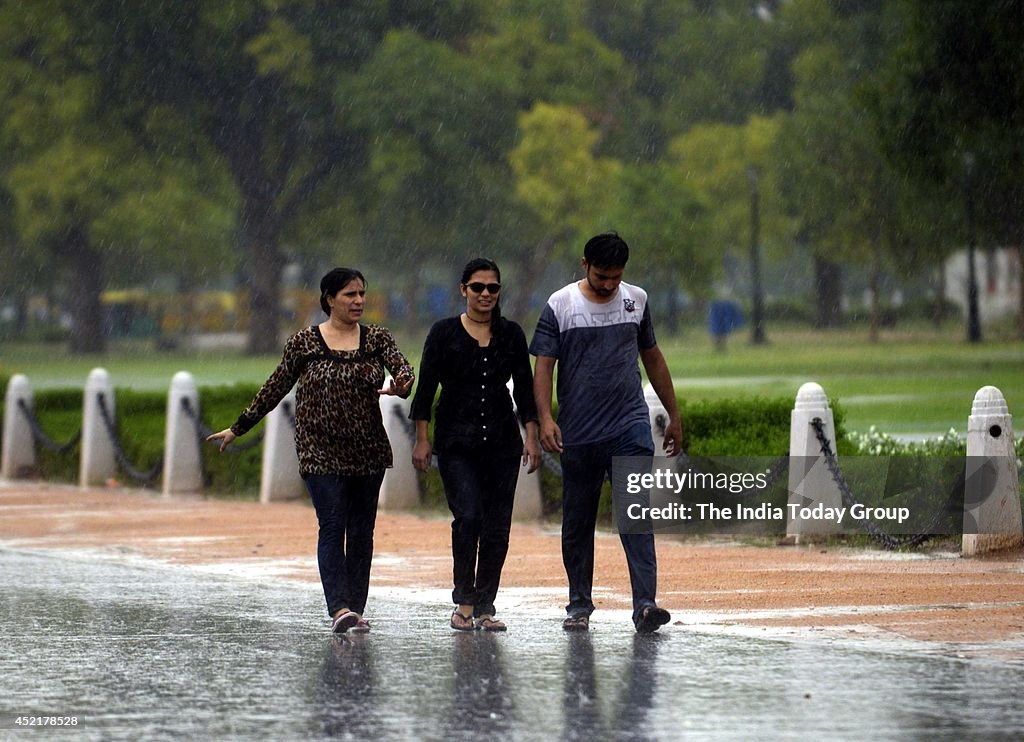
[963,152,982,343]
[747,165,766,344]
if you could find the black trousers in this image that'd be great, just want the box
[304,471,384,617]
[437,452,520,616]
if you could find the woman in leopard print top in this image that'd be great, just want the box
[208,267,414,634]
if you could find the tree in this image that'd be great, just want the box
[341,27,521,329]
[89,0,495,354]
[507,102,622,312]
[0,1,233,353]
[585,0,794,160]
[876,0,1024,337]
[768,0,959,339]
[608,162,711,333]
[668,114,787,341]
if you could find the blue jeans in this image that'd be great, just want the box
[304,471,384,617]
[437,453,519,616]
[560,422,658,626]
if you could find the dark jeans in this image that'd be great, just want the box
[304,471,385,617]
[560,422,658,626]
[437,452,520,616]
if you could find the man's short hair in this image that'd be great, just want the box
[584,232,629,268]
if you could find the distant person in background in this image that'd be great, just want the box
[207,267,414,634]
[411,258,541,632]
[707,297,743,352]
[531,232,682,633]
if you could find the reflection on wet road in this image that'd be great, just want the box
[1,549,1022,740]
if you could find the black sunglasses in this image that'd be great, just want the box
[466,282,501,294]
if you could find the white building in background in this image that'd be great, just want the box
[945,247,1022,322]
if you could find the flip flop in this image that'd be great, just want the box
[450,610,476,631]
[331,610,360,634]
[475,615,507,632]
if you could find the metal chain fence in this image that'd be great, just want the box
[810,417,959,550]
[182,397,266,452]
[96,392,163,484]
[16,399,81,454]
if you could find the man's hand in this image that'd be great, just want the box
[662,417,682,457]
[412,439,432,472]
[539,418,563,453]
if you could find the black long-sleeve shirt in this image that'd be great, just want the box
[410,316,538,456]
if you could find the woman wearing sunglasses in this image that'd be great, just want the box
[410,258,541,631]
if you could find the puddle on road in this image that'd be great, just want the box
[1,548,1022,740]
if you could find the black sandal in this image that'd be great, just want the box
[450,610,476,631]
[475,615,507,632]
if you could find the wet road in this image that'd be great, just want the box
[1,548,1022,741]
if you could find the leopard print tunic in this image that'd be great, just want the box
[231,324,414,476]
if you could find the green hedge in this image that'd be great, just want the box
[2,388,846,509]
[3,384,265,498]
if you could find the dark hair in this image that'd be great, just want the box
[583,232,629,268]
[320,267,366,315]
[461,257,502,332]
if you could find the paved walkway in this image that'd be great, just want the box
[3,481,1024,652]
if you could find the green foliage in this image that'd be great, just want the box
[681,395,839,457]
[609,161,713,299]
[876,0,1024,250]
[9,384,265,497]
[668,115,789,259]
[653,1,775,130]
[508,102,621,246]
[0,0,1020,355]
[538,394,850,520]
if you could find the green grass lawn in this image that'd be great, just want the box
[659,324,1024,435]
[4,322,1022,436]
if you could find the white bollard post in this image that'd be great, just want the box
[2,374,36,479]
[379,389,419,510]
[80,368,118,487]
[786,382,843,540]
[162,371,204,496]
[259,389,305,503]
[512,426,543,520]
[644,382,668,442]
[962,386,1023,556]
[509,380,542,521]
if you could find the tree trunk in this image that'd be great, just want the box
[932,263,947,328]
[64,227,106,354]
[510,230,571,320]
[14,293,28,336]
[1018,245,1024,340]
[404,266,425,338]
[239,203,285,355]
[813,255,843,328]
[663,266,680,336]
[867,243,882,344]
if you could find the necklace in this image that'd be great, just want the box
[465,313,490,324]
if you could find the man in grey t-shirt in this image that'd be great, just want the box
[531,232,683,633]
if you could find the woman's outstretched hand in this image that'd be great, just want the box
[206,428,236,452]
[380,369,415,397]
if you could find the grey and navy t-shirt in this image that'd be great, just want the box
[530,281,656,446]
